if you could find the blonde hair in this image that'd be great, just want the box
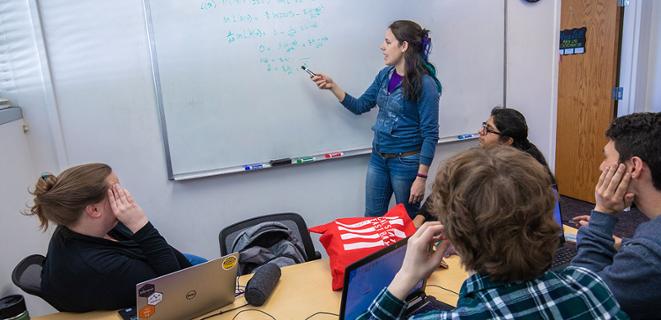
[26,163,112,230]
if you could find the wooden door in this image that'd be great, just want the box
[556,0,623,202]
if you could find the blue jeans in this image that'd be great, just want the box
[365,152,420,218]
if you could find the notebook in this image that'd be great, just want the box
[339,238,453,320]
[135,253,239,320]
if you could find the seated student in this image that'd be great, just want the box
[571,112,661,320]
[359,146,627,319]
[26,163,192,312]
[413,106,553,227]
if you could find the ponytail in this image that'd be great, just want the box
[25,163,112,231]
[389,20,441,101]
[28,173,58,230]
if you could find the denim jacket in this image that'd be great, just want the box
[341,67,441,166]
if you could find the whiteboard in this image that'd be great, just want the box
[144,0,505,179]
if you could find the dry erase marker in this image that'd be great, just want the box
[244,163,265,171]
[295,156,315,164]
[457,134,476,140]
[270,158,292,167]
[301,65,317,77]
[324,152,344,159]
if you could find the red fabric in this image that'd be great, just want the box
[308,204,417,291]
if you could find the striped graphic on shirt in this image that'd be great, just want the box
[336,217,407,251]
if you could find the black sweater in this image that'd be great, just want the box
[41,222,192,312]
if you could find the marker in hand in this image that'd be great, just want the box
[301,65,317,77]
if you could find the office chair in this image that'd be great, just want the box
[219,212,321,262]
[11,254,46,298]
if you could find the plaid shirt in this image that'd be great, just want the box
[358,266,628,320]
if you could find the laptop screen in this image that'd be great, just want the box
[553,188,562,227]
[552,187,565,241]
[342,241,424,320]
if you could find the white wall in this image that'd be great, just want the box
[644,1,661,112]
[621,0,661,114]
[0,0,62,316]
[0,0,560,316]
[0,119,53,316]
[506,0,561,171]
[0,0,64,172]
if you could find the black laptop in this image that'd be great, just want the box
[339,238,453,320]
[551,186,578,269]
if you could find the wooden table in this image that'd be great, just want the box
[35,256,467,320]
[35,225,579,319]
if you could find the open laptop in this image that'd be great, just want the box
[134,253,239,320]
[551,186,578,269]
[339,238,453,320]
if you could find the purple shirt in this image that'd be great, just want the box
[387,71,403,93]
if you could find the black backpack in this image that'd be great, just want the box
[230,221,307,275]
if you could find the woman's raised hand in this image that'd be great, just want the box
[311,74,335,90]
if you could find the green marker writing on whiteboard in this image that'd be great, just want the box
[295,156,315,164]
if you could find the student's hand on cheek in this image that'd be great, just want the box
[594,164,635,214]
[388,222,448,300]
[108,184,149,233]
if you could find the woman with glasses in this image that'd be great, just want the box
[479,107,551,171]
[413,107,554,227]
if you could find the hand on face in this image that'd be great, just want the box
[108,184,149,233]
[388,222,450,299]
[400,222,449,279]
[594,164,635,214]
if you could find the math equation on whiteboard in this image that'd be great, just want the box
[200,0,328,75]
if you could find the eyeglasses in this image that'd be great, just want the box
[480,122,501,135]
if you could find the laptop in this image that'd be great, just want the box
[134,253,239,320]
[551,186,578,269]
[339,238,453,320]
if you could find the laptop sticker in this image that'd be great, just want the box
[138,284,155,298]
[138,305,156,319]
[147,292,163,306]
[222,255,238,270]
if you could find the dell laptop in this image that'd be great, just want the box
[135,253,239,320]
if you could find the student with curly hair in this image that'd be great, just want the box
[359,146,627,319]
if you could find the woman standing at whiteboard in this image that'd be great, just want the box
[312,20,441,218]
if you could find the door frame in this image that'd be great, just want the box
[618,0,643,117]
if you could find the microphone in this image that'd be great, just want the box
[244,263,281,306]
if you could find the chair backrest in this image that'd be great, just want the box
[12,254,46,298]
[219,213,320,262]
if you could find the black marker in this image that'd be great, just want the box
[270,158,292,167]
[301,65,317,77]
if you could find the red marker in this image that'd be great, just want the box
[324,152,344,159]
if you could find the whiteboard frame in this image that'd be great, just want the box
[143,0,175,179]
[142,0,508,181]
